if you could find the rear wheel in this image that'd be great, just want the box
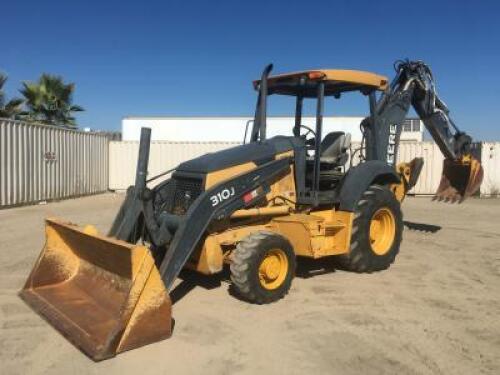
[230,231,296,304]
[335,185,403,272]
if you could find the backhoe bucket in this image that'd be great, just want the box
[434,156,484,203]
[19,218,172,361]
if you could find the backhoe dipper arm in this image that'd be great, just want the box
[365,60,473,165]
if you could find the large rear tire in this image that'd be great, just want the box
[230,231,296,304]
[335,185,403,272]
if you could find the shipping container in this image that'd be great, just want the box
[0,119,109,207]
[397,141,444,195]
[480,143,500,196]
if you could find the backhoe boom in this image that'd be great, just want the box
[364,60,483,201]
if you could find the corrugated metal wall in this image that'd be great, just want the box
[480,143,500,196]
[4,119,497,206]
[397,141,444,194]
[109,139,500,196]
[347,141,444,194]
[109,141,240,190]
[0,119,109,207]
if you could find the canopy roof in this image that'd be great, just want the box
[253,69,389,97]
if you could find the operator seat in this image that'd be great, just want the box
[305,131,351,188]
[320,131,351,166]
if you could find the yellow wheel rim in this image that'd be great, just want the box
[258,249,289,290]
[369,207,396,255]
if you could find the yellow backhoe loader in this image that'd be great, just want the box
[20,60,483,360]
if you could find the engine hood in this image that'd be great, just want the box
[176,136,303,174]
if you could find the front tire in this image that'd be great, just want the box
[335,185,403,272]
[230,231,296,304]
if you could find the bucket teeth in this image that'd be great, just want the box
[434,156,484,203]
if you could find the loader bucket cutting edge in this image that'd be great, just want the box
[434,156,484,203]
[19,218,172,361]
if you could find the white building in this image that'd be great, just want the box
[122,116,423,142]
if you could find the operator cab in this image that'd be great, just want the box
[251,66,388,205]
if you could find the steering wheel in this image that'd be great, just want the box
[298,125,316,138]
[298,125,316,149]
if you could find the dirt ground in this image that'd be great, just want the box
[0,194,499,375]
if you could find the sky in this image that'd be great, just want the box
[2,0,500,140]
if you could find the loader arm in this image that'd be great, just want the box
[156,157,291,290]
[363,60,483,201]
[107,128,292,290]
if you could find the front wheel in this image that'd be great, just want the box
[230,231,296,304]
[335,185,403,272]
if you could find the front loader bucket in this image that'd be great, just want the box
[434,156,484,203]
[19,218,172,361]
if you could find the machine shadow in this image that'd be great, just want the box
[226,257,339,302]
[171,258,340,304]
[170,269,224,305]
[403,220,442,233]
[295,257,338,279]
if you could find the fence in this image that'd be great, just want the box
[109,139,500,196]
[2,118,498,207]
[0,119,109,207]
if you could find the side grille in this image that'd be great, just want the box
[166,177,204,215]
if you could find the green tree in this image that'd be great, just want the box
[20,74,84,128]
[0,73,24,119]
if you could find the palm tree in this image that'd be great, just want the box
[20,74,84,128]
[0,73,24,119]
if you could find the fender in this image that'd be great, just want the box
[337,160,400,212]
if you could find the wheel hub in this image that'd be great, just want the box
[369,207,396,255]
[263,257,280,279]
[258,249,288,290]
